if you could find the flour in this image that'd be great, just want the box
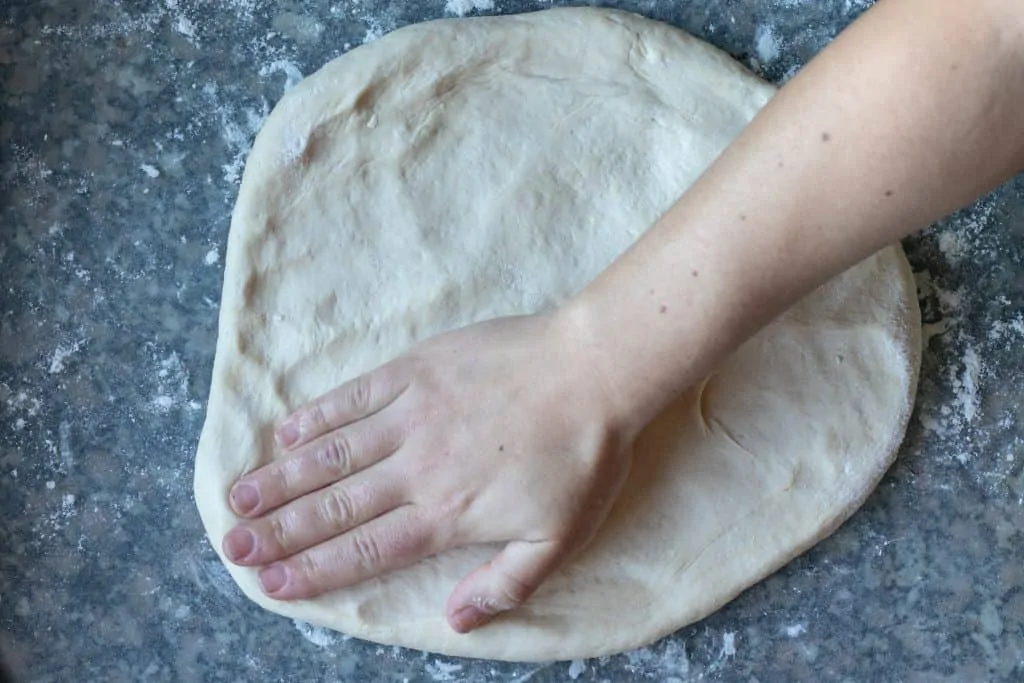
[721,632,737,657]
[48,338,85,374]
[201,82,270,185]
[5,390,42,421]
[784,623,807,638]
[909,188,1024,481]
[58,420,75,473]
[444,0,496,17]
[259,60,305,95]
[424,659,463,681]
[140,164,161,178]
[293,619,339,647]
[754,24,780,64]
[149,349,198,413]
[174,15,197,40]
[8,142,54,207]
[204,247,220,266]
[622,639,691,678]
[990,313,1024,349]
[954,346,982,424]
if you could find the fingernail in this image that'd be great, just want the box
[223,528,256,562]
[451,606,493,633]
[259,564,289,595]
[276,419,300,449]
[230,483,260,515]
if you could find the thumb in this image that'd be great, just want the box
[445,539,564,634]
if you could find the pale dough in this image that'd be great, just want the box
[194,8,921,661]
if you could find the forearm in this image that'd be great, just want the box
[565,0,1024,433]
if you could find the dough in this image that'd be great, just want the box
[195,8,921,661]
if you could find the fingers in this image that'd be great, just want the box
[276,362,408,450]
[229,411,402,518]
[253,505,439,600]
[445,539,565,634]
[223,470,404,567]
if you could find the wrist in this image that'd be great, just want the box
[550,293,664,441]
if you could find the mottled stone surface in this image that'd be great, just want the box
[2,1,1023,681]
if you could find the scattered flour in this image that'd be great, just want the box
[444,0,495,17]
[148,349,198,413]
[174,15,197,40]
[8,142,54,206]
[754,24,780,64]
[362,25,385,43]
[425,659,463,681]
[259,60,305,94]
[722,632,737,657]
[621,639,690,678]
[140,163,161,178]
[784,623,807,638]
[567,659,586,680]
[293,619,339,647]
[48,338,85,374]
[954,346,982,424]
[204,246,220,265]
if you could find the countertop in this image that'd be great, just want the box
[2,0,1024,681]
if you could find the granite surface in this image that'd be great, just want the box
[2,0,1024,681]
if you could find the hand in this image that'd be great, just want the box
[221,312,635,633]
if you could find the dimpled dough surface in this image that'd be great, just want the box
[194,7,921,662]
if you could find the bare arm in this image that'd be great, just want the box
[570,0,1024,436]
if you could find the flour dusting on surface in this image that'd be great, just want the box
[425,659,463,681]
[784,623,807,638]
[444,0,496,17]
[754,24,780,64]
[48,339,85,375]
[911,194,1017,469]
[260,60,305,94]
[293,619,339,647]
[722,631,737,656]
[148,349,198,413]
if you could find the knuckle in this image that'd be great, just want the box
[268,514,291,553]
[318,487,357,528]
[307,400,329,430]
[297,551,320,584]
[350,531,383,571]
[318,434,353,475]
[349,374,373,413]
[495,569,533,608]
[437,489,473,521]
[269,458,297,497]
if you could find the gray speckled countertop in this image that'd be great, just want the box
[2,1,1024,681]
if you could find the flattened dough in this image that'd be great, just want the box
[195,8,921,661]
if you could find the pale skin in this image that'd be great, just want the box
[222,0,1024,634]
